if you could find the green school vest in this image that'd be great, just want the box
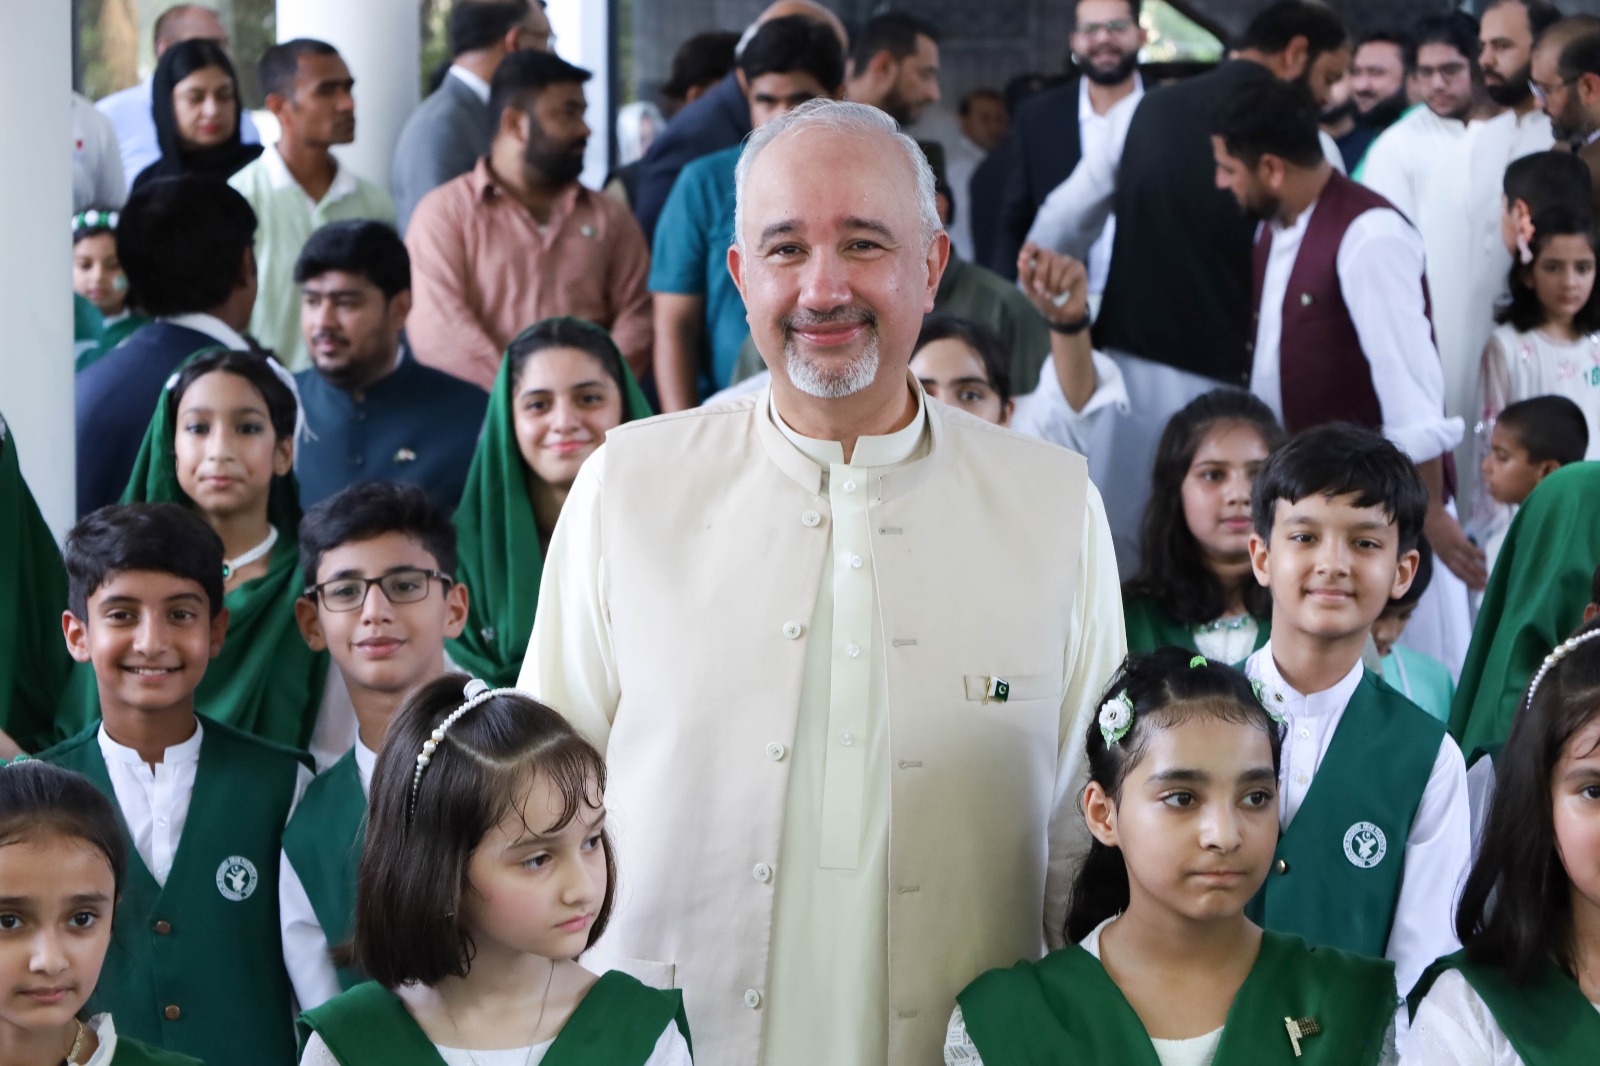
[300,972,692,1065]
[1122,594,1270,660]
[281,749,367,991]
[957,928,1394,1065]
[109,1032,204,1065]
[41,719,308,1066]
[1246,672,1443,959]
[1411,951,1600,1066]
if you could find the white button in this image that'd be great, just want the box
[842,480,857,493]
[1298,728,1310,739]
[849,555,863,568]
[743,988,762,1009]
[840,733,854,747]
[782,621,803,640]
[765,742,787,761]
[845,642,860,658]
[752,863,772,883]
[157,817,169,827]
[801,510,821,527]
[1296,773,1309,785]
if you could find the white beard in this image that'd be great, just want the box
[784,329,880,399]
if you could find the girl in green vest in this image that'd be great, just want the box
[1122,390,1284,662]
[59,348,329,749]
[450,319,653,687]
[1406,621,1600,1064]
[300,674,691,1065]
[946,648,1398,1065]
[0,759,199,1065]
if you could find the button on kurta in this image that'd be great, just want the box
[849,555,862,568]
[801,510,821,527]
[154,920,172,935]
[839,733,854,746]
[753,863,773,882]
[842,479,857,492]
[164,1005,181,1021]
[845,642,860,658]
[782,621,803,640]
[743,988,762,1009]
[765,742,787,761]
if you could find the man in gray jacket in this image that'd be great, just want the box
[390,0,552,232]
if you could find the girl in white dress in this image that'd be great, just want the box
[299,676,692,1066]
[1404,622,1600,1065]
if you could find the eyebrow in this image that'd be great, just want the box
[1146,766,1277,786]
[841,215,896,240]
[520,380,608,396]
[1280,515,1391,532]
[302,286,367,299]
[511,811,607,848]
[98,592,204,607]
[325,564,429,580]
[177,404,270,419]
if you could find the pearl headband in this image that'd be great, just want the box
[407,678,521,822]
[1524,628,1600,712]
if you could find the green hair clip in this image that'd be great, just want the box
[1190,654,1208,668]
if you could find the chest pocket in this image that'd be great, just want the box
[962,673,1059,704]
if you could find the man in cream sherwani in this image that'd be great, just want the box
[519,99,1125,1066]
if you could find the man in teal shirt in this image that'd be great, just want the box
[232,39,394,369]
[649,15,845,410]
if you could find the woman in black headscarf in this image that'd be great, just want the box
[130,38,262,192]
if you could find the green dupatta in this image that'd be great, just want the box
[449,320,653,687]
[1450,462,1600,755]
[59,348,329,749]
[0,416,75,751]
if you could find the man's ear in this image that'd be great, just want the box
[1277,35,1311,81]
[388,290,414,334]
[264,91,292,124]
[727,241,747,304]
[294,596,327,652]
[923,231,950,312]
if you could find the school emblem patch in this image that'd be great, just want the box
[1342,822,1387,869]
[215,856,259,902]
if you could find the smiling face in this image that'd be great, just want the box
[173,370,294,524]
[62,569,226,721]
[1071,0,1145,87]
[1087,713,1279,925]
[511,346,625,491]
[910,336,1009,425]
[172,64,238,149]
[0,834,116,1048]
[72,233,126,318]
[1249,492,1418,646]
[730,124,945,409]
[295,532,467,713]
[1182,421,1270,570]
[1553,716,1600,932]
[463,771,609,964]
[1349,40,1406,113]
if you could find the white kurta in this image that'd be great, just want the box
[519,381,1126,1065]
[1404,968,1600,1065]
[1243,647,1471,999]
[279,737,376,1013]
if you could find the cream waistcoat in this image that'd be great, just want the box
[521,386,1125,1065]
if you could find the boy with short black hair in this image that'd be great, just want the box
[1372,536,1454,723]
[282,481,469,1009]
[1480,394,1588,577]
[1244,424,1471,1000]
[43,503,311,1065]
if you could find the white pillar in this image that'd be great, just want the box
[0,5,73,538]
[274,0,420,188]
[549,0,612,190]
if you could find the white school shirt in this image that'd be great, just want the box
[1249,200,1464,464]
[97,722,312,887]
[1243,646,1471,1000]
[279,736,377,1013]
[301,1019,693,1066]
[1077,75,1143,295]
[162,311,250,351]
[1404,968,1600,1065]
[1009,349,1129,454]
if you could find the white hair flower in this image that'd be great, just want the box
[1099,691,1134,747]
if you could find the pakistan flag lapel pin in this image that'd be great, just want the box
[985,676,1010,703]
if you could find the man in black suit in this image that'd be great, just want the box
[76,177,258,516]
[985,0,1145,280]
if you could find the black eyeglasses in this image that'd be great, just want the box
[303,568,453,612]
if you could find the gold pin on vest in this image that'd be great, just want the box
[1285,1015,1321,1057]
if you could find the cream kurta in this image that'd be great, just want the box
[520,381,1125,1066]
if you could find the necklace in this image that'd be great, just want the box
[1194,614,1252,633]
[443,957,557,1066]
[222,526,278,580]
[65,1017,85,1064]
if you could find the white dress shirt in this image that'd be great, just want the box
[97,722,312,886]
[1405,968,1600,1065]
[448,65,492,105]
[1250,200,1464,464]
[1244,646,1471,999]
[162,311,250,351]
[1077,76,1143,294]
[1009,349,1129,453]
[279,738,377,1013]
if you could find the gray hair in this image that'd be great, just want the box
[732,99,941,253]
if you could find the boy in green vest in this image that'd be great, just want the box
[43,503,312,1065]
[283,482,468,1009]
[1242,424,1471,1003]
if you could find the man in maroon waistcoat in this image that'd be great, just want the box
[1211,78,1482,643]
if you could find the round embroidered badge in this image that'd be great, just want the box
[1342,822,1387,869]
[215,856,259,901]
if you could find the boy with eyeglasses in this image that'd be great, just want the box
[282,481,469,1010]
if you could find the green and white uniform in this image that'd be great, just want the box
[1407,951,1600,1065]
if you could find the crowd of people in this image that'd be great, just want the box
[8,0,1600,1062]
